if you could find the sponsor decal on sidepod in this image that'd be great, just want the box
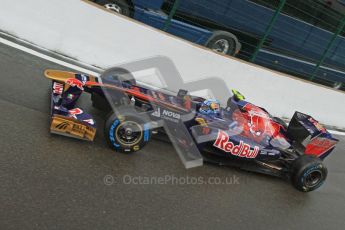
[53,82,63,95]
[151,108,181,121]
[214,130,259,159]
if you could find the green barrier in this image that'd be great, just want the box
[310,14,345,81]
[251,0,286,62]
[163,0,181,31]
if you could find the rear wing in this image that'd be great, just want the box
[287,112,338,159]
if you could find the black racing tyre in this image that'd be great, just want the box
[206,31,241,56]
[272,117,288,130]
[91,92,111,112]
[226,97,238,112]
[104,110,151,153]
[97,0,131,17]
[291,155,327,192]
[91,90,131,111]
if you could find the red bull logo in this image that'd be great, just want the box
[69,108,83,119]
[53,82,63,95]
[66,78,84,90]
[69,108,83,115]
[213,130,259,159]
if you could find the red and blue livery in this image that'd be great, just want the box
[45,69,339,192]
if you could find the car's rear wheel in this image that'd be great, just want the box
[97,0,131,17]
[291,155,327,192]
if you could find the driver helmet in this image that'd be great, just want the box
[199,99,221,115]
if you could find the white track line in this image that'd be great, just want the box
[329,130,345,136]
[0,36,344,136]
[0,37,100,76]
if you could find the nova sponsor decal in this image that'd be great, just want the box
[151,108,181,122]
[151,107,161,118]
[53,82,63,95]
[66,78,85,90]
[162,109,181,119]
[213,130,259,159]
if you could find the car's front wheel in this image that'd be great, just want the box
[104,111,151,153]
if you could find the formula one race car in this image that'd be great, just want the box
[45,69,339,192]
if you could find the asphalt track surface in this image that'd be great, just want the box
[0,42,344,230]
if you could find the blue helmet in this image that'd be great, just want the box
[199,99,221,115]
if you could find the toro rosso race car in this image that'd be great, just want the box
[45,69,339,192]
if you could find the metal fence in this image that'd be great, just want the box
[95,0,345,91]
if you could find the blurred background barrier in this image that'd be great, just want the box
[91,0,345,91]
[0,0,344,128]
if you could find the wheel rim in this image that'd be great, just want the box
[104,3,122,14]
[305,170,322,188]
[211,39,230,54]
[115,121,142,146]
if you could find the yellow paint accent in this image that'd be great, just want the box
[195,118,208,127]
[232,89,245,101]
[44,69,97,83]
[50,115,96,141]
